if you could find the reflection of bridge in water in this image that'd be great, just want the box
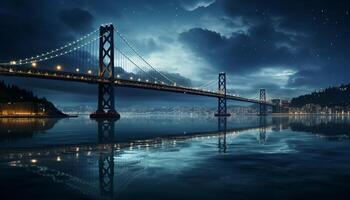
[0,117,279,199]
[1,116,350,199]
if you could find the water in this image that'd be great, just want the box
[1,114,350,200]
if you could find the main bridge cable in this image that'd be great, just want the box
[1,36,102,69]
[113,28,177,85]
[114,47,160,83]
[115,41,162,84]
[0,29,99,66]
[198,79,216,89]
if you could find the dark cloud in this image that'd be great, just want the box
[179,23,308,74]
[177,0,350,91]
[60,8,94,33]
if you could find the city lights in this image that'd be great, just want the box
[56,65,62,70]
[88,70,92,74]
[75,68,80,72]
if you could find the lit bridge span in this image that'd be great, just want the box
[0,24,277,118]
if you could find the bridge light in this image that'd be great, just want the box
[10,61,16,65]
[174,82,177,86]
[31,62,37,67]
[155,81,157,84]
[117,74,120,78]
[130,76,133,80]
[146,79,149,82]
[75,68,80,72]
[161,81,164,84]
[137,78,141,81]
[56,65,62,70]
[88,70,92,74]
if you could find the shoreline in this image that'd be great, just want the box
[0,114,77,118]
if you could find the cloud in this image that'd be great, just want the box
[180,0,216,11]
[178,23,308,75]
[60,8,94,33]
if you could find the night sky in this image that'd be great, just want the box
[0,0,350,107]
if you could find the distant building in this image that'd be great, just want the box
[0,102,46,116]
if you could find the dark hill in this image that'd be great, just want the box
[291,84,350,108]
[0,80,67,117]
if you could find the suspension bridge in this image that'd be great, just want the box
[0,24,278,118]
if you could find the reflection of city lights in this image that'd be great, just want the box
[56,156,61,162]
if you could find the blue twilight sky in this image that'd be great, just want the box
[0,0,350,107]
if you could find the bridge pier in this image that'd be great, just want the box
[215,72,231,117]
[258,88,267,116]
[90,24,120,119]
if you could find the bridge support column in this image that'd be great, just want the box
[91,24,120,119]
[259,89,267,116]
[215,72,231,117]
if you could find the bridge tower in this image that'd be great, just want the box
[91,24,120,119]
[215,72,231,117]
[259,89,267,116]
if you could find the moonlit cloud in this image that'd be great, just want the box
[180,0,216,11]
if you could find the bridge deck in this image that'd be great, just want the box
[0,65,273,105]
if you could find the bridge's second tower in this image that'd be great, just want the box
[259,89,267,116]
[215,72,231,117]
[91,24,120,119]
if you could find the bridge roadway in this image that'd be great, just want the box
[0,65,273,106]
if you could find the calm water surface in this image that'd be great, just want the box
[0,114,350,200]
